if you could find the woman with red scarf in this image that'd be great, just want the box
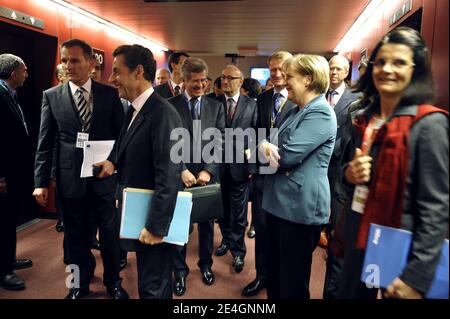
[335,27,448,299]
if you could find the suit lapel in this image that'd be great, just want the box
[60,83,82,131]
[117,96,153,160]
[263,89,274,128]
[200,97,214,129]
[231,95,246,127]
[175,95,193,134]
[90,81,101,134]
[334,88,351,117]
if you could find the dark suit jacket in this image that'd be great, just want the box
[217,94,257,182]
[0,84,33,193]
[34,81,124,198]
[154,82,174,99]
[254,88,297,191]
[327,87,359,183]
[168,94,225,181]
[115,91,183,251]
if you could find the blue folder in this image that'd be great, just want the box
[120,188,192,246]
[361,223,449,299]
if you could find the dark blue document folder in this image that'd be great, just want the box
[361,223,448,299]
[119,188,192,246]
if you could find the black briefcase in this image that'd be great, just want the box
[185,184,224,223]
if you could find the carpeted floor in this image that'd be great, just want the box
[0,210,327,299]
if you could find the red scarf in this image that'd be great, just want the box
[354,105,448,249]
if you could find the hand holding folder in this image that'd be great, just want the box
[361,223,449,299]
[120,188,193,246]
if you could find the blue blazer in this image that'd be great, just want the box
[262,94,337,225]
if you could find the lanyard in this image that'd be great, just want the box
[361,116,385,155]
[270,97,287,128]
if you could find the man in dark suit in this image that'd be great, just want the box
[108,44,183,299]
[168,57,225,296]
[0,54,33,291]
[323,54,359,299]
[154,51,189,99]
[241,51,297,297]
[33,39,128,299]
[215,65,257,273]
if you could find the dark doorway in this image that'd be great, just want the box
[0,21,58,225]
[398,8,422,32]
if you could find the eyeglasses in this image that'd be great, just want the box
[220,75,241,81]
[371,58,415,71]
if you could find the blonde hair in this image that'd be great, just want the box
[282,54,330,94]
[267,51,293,65]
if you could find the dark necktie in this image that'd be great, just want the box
[76,87,92,131]
[190,97,199,120]
[126,103,136,130]
[227,98,236,121]
[327,89,338,107]
[174,85,181,96]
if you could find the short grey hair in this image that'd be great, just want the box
[0,54,24,80]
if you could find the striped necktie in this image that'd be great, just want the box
[76,87,91,131]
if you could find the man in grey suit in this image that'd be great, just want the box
[215,65,257,273]
[169,57,225,296]
[323,55,360,299]
[33,39,128,299]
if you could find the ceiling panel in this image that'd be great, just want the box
[67,0,370,55]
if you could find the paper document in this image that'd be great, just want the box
[80,140,115,178]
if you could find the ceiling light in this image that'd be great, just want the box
[48,0,168,52]
[333,0,383,53]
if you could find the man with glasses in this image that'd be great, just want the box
[168,57,225,296]
[215,65,257,274]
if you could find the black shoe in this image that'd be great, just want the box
[107,285,129,299]
[247,226,255,239]
[64,287,90,299]
[0,273,25,290]
[242,278,265,297]
[233,256,244,273]
[55,220,64,232]
[173,276,186,296]
[201,268,215,286]
[91,240,101,251]
[215,242,230,257]
[119,259,128,272]
[12,259,33,270]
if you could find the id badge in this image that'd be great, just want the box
[76,132,89,148]
[351,185,369,214]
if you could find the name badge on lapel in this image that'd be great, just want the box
[76,132,89,148]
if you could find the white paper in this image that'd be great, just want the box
[80,140,115,178]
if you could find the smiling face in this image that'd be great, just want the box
[284,66,311,106]
[184,71,207,98]
[269,58,286,90]
[109,54,138,101]
[372,43,415,100]
[61,45,93,86]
